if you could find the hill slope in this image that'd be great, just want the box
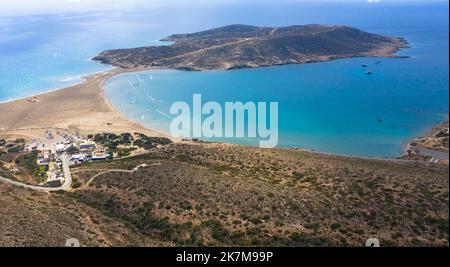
[93,24,407,70]
[1,141,447,246]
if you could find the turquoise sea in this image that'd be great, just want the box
[1,2,449,157]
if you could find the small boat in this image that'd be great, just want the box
[365,71,374,75]
[361,64,368,67]
[374,61,381,65]
[377,118,383,123]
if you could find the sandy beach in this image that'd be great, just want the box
[0,67,166,141]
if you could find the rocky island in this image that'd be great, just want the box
[93,24,408,70]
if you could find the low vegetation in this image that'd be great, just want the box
[1,135,448,246]
[88,132,172,156]
[68,141,448,247]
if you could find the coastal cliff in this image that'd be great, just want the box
[93,24,408,70]
[403,120,449,161]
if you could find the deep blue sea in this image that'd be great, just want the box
[1,2,448,157]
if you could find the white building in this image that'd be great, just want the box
[70,154,86,162]
[55,144,66,153]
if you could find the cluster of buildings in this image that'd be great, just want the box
[66,141,111,164]
[24,129,111,185]
[25,142,65,185]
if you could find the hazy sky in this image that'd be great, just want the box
[0,0,446,16]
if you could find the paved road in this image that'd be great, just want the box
[59,154,72,190]
[0,153,72,192]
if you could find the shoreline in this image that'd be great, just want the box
[402,119,449,161]
[0,64,448,161]
[0,67,114,105]
[0,66,167,141]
